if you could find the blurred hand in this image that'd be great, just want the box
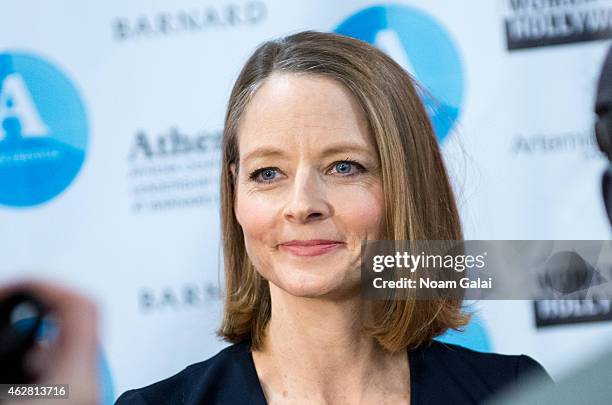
[0,280,99,405]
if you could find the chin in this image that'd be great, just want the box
[270,266,359,299]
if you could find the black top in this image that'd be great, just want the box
[115,339,553,405]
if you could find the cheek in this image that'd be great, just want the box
[235,192,288,283]
[235,193,277,246]
[332,184,384,239]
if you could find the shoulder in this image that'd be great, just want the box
[422,340,552,382]
[410,340,553,404]
[114,340,259,405]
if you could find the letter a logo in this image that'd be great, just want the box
[335,5,464,142]
[0,73,49,141]
[0,53,88,207]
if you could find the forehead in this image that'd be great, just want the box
[237,73,375,158]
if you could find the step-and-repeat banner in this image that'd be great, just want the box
[2,1,612,403]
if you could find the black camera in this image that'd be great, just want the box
[0,291,47,383]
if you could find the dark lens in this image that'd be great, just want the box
[0,292,46,383]
[603,166,612,226]
[597,118,610,159]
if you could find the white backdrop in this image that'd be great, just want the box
[1,1,612,403]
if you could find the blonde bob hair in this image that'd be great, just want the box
[218,31,468,352]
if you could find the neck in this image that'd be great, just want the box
[251,283,409,403]
[266,283,374,364]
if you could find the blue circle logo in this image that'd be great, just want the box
[335,5,464,142]
[0,52,87,207]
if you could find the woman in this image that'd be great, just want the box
[116,31,552,404]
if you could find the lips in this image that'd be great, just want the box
[282,239,342,246]
[280,240,344,256]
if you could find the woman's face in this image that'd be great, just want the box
[232,73,384,299]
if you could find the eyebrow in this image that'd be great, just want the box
[241,142,373,163]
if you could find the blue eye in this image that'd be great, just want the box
[260,169,276,180]
[335,161,352,174]
[249,167,279,183]
[331,160,364,176]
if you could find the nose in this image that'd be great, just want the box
[283,167,333,224]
